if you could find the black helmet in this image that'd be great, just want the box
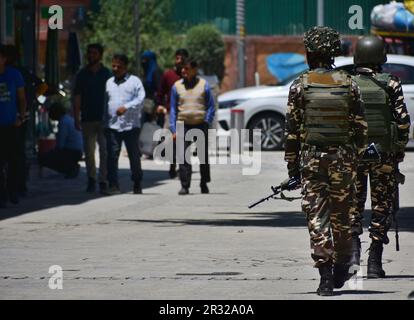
[354,36,387,66]
[303,26,342,57]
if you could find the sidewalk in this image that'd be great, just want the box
[0,152,413,299]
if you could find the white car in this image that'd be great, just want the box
[218,54,414,150]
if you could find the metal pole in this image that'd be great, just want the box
[134,0,140,76]
[317,0,324,26]
[236,0,245,88]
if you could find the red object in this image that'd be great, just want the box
[231,109,244,114]
[38,138,56,156]
[157,69,181,111]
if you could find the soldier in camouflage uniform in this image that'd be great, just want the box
[350,36,410,278]
[284,26,368,296]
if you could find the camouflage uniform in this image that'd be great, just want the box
[351,67,411,244]
[285,73,368,268]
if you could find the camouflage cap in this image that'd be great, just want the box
[303,26,342,57]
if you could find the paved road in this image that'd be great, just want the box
[0,151,413,299]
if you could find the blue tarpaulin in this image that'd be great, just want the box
[266,53,308,82]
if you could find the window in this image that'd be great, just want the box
[382,64,414,85]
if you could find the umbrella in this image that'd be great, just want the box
[44,28,60,94]
[66,32,81,75]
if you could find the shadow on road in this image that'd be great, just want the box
[0,167,170,222]
[293,290,397,296]
[116,207,414,230]
[117,211,307,228]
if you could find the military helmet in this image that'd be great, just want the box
[303,26,342,57]
[354,36,387,66]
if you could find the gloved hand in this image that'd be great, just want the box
[396,151,405,163]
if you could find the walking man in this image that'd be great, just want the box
[74,44,112,194]
[157,48,189,178]
[104,54,145,195]
[0,45,26,208]
[351,36,411,278]
[170,58,215,195]
[284,27,368,296]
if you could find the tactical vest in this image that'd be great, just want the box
[352,73,395,153]
[175,78,207,125]
[301,70,353,148]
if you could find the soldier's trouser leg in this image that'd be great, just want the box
[327,157,355,266]
[368,158,394,244]
[302,157,333,267]
[302,155,354,267]
[351,163,369,236]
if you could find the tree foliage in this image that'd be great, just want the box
[185,24,225,82]
[83,0,184,73]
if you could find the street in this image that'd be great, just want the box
[0,151,413,300]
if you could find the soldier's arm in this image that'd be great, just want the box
[284,80,302,177]
[388,76,411,151]
[350,80,368,157]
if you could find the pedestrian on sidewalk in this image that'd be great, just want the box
[170,58,215,195]
[0,45,27,208]
[39,102,83,179]
[73,43,112,194]
[104,54,146,195]
[4,45,43,198]
[156,48,189,178]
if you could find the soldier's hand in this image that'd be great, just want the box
[396,151,405,163]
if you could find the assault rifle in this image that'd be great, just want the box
[393,164,405,251]
[248,177,301,209]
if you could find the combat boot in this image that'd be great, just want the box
[317,262,334,296]
[333,263,352,288]
[367,240,386,278]
[349,235,361,266]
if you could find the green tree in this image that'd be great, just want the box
[83,0,183,73]
[185,24,225,82]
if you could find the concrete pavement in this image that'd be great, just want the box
[0,152,413,300]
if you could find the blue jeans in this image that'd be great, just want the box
[105,128,143,188]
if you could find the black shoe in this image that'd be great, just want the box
[133,182,142,194]
[169,166,177,179]
[333,263,352,289]
[350,235,361,266]
[99,182,107,195]
[317,262,334,296]
[104,185,121,196]
[86,178,96,193]
[200,184,209,194]
[367,240,386,278]
[178,187,189,195]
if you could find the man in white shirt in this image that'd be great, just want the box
[104,54,146,195]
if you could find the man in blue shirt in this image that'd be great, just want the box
[39,102,83,178]
[170,58,215,195]
[104,54,146,195]
[0,45,27,208]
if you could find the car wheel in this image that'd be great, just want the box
[248,113,285,151]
